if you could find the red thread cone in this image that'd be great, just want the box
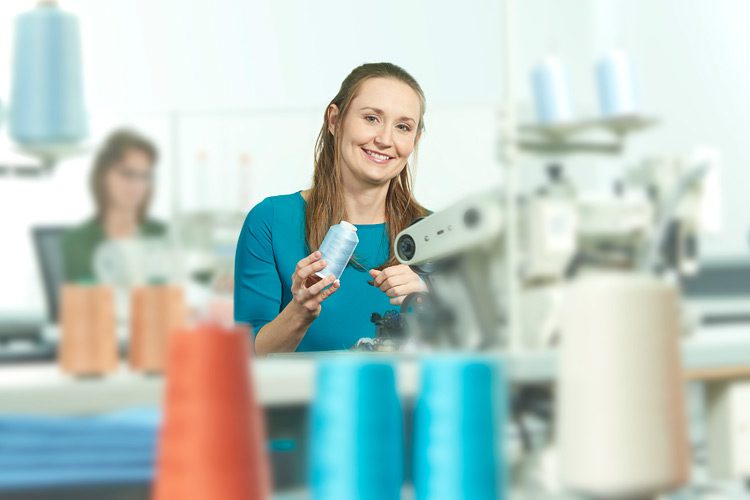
[129,285,185,373]
[152,322,270,500]
[59,284,118,376]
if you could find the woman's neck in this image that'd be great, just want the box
[102,208,139,239]
[341,182,388,224]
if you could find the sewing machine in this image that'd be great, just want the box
[388,150,719,352]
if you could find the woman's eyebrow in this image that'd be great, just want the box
[359,107,417,125]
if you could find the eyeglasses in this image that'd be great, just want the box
[114,165,153,183]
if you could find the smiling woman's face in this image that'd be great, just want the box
[329,77,422,189]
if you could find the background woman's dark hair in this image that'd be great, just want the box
[306,62,429,270]
[90,128,158,222]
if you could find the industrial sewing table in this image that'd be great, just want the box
[1,324,749,499]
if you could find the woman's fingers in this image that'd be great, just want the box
[384,283,423,298]
[296,259,327,282]
[370,264,406,288]
[390,296,405,306]
[296,251,322,272]
[378,273,412,292]
[316,280,340,303]
[289,251,338,320]
[301,279,339,311]
[307,274,336,296]
[370,265,425,297]
[292,252,323,282]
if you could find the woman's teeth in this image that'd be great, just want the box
[363,149,391,162]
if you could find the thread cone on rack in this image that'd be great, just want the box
[59,284,118,376]
[129,285,185,373]
[152,322,270,500]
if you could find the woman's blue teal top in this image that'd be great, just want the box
[234,191,394,351]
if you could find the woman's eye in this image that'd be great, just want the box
[397,124,412,132]
[365,115,378,123]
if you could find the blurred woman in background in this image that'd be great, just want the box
[62,129,166,282]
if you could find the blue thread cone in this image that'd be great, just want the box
[316,221,359,280]
[414,355,507,500]
[309,356,403,500]
[531,56,574,124]
[595,50,638,117]
[9,3,88,147]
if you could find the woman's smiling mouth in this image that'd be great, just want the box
[361,147,395,164]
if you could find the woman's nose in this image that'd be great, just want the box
[374,127,393,147]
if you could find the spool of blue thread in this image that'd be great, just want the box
[9,2,88,147]
[596,50,638,117]
[531,56,574,124]
[414,355,507,500]
[309,357,403,500]
[316,221,359,281]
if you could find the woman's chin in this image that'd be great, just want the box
[356,164,402,185]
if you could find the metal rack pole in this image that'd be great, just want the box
[501,0,521,352]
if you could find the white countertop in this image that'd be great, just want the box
[2,325,750,415]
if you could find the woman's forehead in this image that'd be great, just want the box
[350,78,421,121]
[118,148,154,167]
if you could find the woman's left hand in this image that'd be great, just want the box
[369,265,428,306]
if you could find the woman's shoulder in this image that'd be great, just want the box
[247,191,305,223]
[63,217,101,243]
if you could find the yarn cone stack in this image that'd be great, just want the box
[152,323,270,500]
[129,285,185,373]
[59,284,118,376]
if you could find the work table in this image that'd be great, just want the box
[1,324,750,415]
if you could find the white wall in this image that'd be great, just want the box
[0,0,748,315]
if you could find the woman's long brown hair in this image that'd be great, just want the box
[305,62,429,270]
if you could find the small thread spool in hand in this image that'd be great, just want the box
[306,221,359,288]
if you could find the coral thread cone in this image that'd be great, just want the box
[152,323,270,500]
[59,284,118,376]
[129,285,185,373]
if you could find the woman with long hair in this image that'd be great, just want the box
[235,62,430,354]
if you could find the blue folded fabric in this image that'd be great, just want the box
[0,408,161,491]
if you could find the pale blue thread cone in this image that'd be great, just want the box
[317,221,359,280]
[309,357,403,500]
[414,355,507,500]
[531,56,574,124]
[596,50,638,117]
[10,4,88,146]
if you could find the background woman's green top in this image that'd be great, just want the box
[61,218,167,283]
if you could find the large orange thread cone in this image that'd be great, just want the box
[59,284,118,376]
[129,285,186,373]
[152,323,270,500]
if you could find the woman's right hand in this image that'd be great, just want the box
[289,251,340,322]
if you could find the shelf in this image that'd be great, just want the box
[0,142,91,176]
[518,114,659,156]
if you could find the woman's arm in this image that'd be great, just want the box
[254,251,339,356]
[254,301,314,355]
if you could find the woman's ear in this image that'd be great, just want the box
[327,104,340,136]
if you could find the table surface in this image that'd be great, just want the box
[1,325,750,415]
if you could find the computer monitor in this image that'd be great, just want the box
[31,226,68,323]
